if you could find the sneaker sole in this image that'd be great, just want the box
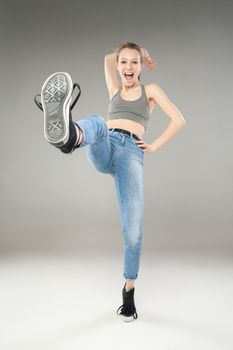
[119,314,135,322]
[41,72,73,146]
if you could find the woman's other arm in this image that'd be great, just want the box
[136,84,186,153]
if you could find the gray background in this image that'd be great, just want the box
[1,0,232,255]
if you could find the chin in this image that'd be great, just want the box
[123,80,136,87]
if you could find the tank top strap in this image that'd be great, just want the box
[141,83,147,99]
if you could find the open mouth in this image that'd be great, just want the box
[124,72,134,81]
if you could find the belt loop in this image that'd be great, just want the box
[130,132,133,139]
[121,133,125,144]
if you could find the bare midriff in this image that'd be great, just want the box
[106,119,145,138]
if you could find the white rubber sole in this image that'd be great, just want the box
[41,72,73,146]
[119,314,135,322]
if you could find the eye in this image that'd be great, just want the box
[120,60,126,64]
[133,61,139,64]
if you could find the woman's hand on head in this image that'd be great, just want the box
[141,48,157,70]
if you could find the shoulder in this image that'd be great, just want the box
[144,83,160,99]
[143,83,161,111]
[144,83,170,104]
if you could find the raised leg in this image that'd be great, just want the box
[75,115,114,174]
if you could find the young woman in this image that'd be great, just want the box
[34,42,186,322]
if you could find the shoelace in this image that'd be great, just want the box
[34,83,81,112]
[117,286,138,319]
[117,304,138,319]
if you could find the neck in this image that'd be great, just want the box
[122,81,141,91]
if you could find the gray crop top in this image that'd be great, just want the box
[107,84,150,130]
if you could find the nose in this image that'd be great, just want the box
[126,62,132,69]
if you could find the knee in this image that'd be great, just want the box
[87,114,105,125]
[96,115,107,133]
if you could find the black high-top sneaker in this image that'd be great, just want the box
[117,283,138,322]
[34,72,81,151]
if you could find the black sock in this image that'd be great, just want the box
[58,121,78,154]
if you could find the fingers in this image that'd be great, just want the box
[144,49,150,56]
[147,58,157,69]
[143,56,157,70]
[141,48,156,65]
[136,139,146,149]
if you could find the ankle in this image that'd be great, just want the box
[75,125,83,146]
[125,281,135,292]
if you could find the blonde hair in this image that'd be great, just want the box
[114,42,143,63]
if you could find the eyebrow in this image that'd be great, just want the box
[119,57,139,60]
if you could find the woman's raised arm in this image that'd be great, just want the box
[104,53,121,98]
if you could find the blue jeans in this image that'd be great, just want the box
[75,115,144,280]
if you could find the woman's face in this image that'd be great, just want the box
[117,48,143,87]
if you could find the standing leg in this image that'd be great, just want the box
[113,132,144,322]
[113,134,144,283]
